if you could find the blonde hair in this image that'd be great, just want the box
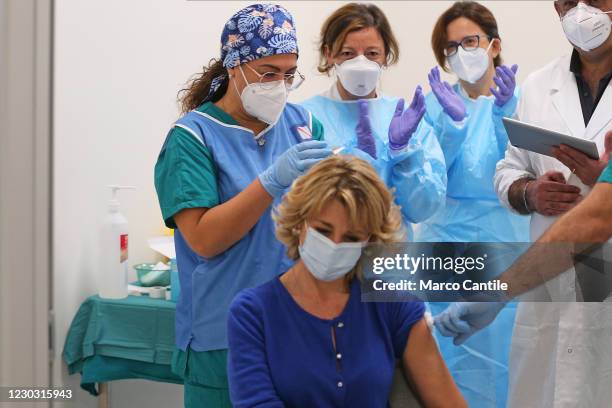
[274,155,404,267]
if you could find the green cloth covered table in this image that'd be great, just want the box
[62,295,183,395]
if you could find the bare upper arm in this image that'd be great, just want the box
[173,207,208,254]
[402,319,439,363]
[586,182,612,237]
[401,319,467,407]
[540,181,612,246]
[566,182,612,238]
[589,182,612,220]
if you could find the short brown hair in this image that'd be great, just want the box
[431,1,502,72]
[274,155,403,267]
[317,3,399,74]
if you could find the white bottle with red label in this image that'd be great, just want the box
[99,185,134,299]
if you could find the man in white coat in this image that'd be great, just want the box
[435,1,612,407]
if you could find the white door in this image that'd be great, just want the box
[0,0,52,406]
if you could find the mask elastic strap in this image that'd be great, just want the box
[231,65,251,97]
[231,74,240,97]
[238,64,250,84]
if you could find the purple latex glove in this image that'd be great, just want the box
[491,64,518,107]
[428,66,466,122]
[388,86,426,150]
[356,100,377,159]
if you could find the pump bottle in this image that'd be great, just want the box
[99,185,134,299]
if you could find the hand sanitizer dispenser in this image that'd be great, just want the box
[99,185,135,299]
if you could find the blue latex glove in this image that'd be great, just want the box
[355,100,377,159]
[388,86,426,150]
[434,301,506,345]
[491,64,518,107]
[259,140,331,198]
[428,66,466,122]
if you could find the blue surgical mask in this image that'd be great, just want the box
[298,227,368,282]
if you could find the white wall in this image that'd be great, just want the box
[52,1,570,407]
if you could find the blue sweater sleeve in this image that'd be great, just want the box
[387,301,426,359]
[227,290,285,408]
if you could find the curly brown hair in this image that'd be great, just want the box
[177,58,229,114]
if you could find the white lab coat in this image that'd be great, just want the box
[494,54,612,408]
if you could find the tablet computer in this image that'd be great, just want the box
[502,117,599,160]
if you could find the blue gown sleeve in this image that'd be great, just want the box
[424,95,469,170]
[491,88,519,158]
[380,120,448,224]
[227,290,286,408]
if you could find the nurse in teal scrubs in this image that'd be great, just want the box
[154,4,329,407]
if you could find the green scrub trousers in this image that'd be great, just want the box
[172,348,231,408]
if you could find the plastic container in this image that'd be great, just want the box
[133,263,171,287]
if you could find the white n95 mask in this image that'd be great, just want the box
[235,66,288,125]
[298,227,368,282]
[335,55,382,97]
[448,40,494,84]
[561,3,612,52]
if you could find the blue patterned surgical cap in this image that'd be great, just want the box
[207,3,299,99]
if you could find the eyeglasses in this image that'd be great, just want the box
[243,63,305,91]
[555,0,609,15]
[443,34,492,57]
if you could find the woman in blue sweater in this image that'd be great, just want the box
[227,156,465,407]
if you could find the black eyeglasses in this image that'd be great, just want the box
[555,0,608,16]
[443,34,493,57]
